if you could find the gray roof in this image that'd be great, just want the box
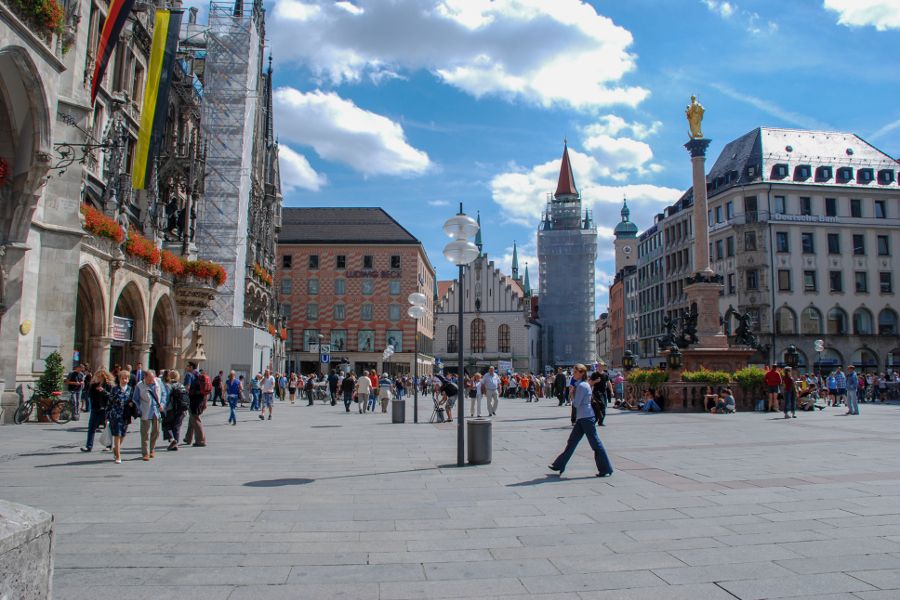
[707,127,898,199]
[279,207,420,245]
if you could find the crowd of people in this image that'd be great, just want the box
[761,365,900,418]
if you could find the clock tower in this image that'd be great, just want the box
[614,198,638,272]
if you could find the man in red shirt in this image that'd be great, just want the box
[764,365,782,412]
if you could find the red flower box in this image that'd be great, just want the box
[80,204,125,244]
[125,228,161,266]
[0,158,10,187]
[160,250,185,276]
[183,259,227,287]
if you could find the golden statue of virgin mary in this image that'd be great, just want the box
[686,95,705,139]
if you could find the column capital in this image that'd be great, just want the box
[684,138,712,158]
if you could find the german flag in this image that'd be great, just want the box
[133,9,183,190]
[89,0,136,105]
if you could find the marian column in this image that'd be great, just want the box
[683,96,728,350]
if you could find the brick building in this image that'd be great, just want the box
[276,208,435,377]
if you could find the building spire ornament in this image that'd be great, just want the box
[474,211,482,254]
[523,262,531,296]
[511,241,519,280]
[554,140,578,199]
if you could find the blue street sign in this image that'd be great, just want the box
[320,353,330,364]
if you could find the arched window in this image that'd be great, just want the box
[498,324,510,353]
[878,309,898,335]
[800,306,822,335]
[775,307,797,335]
[446,325,458,353]
[471,318,485,353]
[827,308,848,335]
[851,348,878,370]
[853,308,874,335]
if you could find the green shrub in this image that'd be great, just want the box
[733,367,766,390]
[626,368,668,386]
[681,369,731,385]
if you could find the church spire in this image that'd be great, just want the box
[511,241,519,280]
[554,140,578,199]
[475,211,482,254]
[524,262,531,296]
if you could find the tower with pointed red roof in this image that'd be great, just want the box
[537,142,598,367]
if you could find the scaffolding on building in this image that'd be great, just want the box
[195,0,264,327]
[538,196,597,367]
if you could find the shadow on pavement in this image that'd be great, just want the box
[507,475,596,486]
[244,478,315,487]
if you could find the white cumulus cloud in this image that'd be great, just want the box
[269,0,648,110]
[490,147,682,228]
[273,87,431,176]
[824,0,900,30]
[702,0,778,35]
[278,145,327,192]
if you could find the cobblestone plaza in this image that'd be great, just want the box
[3,399,900,599]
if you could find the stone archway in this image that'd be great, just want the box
[111,282,147,369]
[75,266,107,369]
[150,294,177,371]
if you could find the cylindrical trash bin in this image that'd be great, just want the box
[467,418,492,464]
[391,399,405,423]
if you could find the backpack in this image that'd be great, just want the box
[170,384,189,412]
[191,373,212,397]
[443,382,458,397]
[591,377,608,415]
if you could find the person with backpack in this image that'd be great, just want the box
[183,368,211,447]
[437,374,458,423]
[589,369,613,426]
[211,371,224,407]
[340,371,356,412]
[162,370,188,451]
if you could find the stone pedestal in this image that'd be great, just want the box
[684,278,728,350]
[0,500,54,599]
[681,347,756,373]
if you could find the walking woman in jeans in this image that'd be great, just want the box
[107,370,132,464]
[226,370,241,425]
[549,363,613,478]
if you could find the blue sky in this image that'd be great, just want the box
[239,0,900,313]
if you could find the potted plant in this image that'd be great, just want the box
[35,351,65,422]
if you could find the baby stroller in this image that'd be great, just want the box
[799,385,826,411]
[429,396,446,423]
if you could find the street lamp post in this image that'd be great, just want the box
[623,349,636,371]
[442,204,480,466]
[785,344,800,369]
[666,347,683,371]
[407,292,427,423]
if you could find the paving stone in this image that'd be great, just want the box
[2,396,900,599]
[717,572,876,599]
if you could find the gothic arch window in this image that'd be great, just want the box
[800,306,822,335]
[498,324,510,353]
[827,307,848,335]
[447,325,458,354]
[879,308,898,335]
[471,318,485,353]
[775,306,797,335]
[853,308,874,335]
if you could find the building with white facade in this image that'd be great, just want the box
[705,127,899,372]
[435,236,540,375]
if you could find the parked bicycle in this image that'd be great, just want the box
[14,385,74,424]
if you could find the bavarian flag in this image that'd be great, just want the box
[133,9,182,190]
[90,0,136,104]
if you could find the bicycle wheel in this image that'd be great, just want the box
[52,399,73,424]
[14,402,33,424]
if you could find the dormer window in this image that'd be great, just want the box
[815,166,833,181]
[836,167,853,182]
[729,169,738,183]
[746,165,757,179]
[857,168,874,183]
[794,164,811,180]
[878,169,895,184]
[772,163,789,179]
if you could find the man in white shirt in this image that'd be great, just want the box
[134,370,163,460]
[482,366,501,417]
[356,370,372,414]
[259,369,276,421]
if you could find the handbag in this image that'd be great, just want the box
[100,425,112,447]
